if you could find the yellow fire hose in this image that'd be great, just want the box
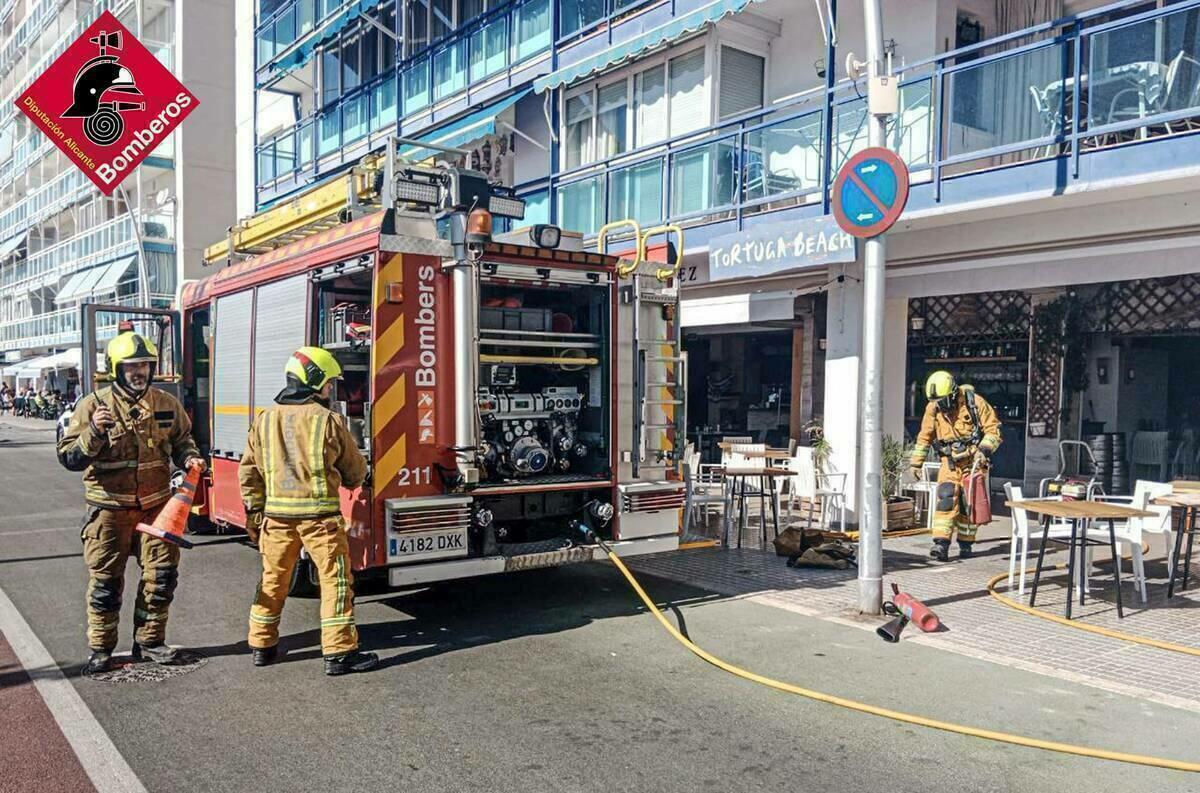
[987,561,1200,658]
[600,543,1200,773]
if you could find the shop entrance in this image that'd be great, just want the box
[684,329,796,460]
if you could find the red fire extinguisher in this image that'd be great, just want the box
[963,459,992,526]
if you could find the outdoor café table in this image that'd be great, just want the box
[721,467,789,549]
[1152,492,1200,600]
[1006,499,1155,620]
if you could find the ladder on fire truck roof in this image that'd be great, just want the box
[598,221,686,477]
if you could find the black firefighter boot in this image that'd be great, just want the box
[132,642,180,665]
[929,538,950,562]
[958,541,975,560]
[252,646,278,667]
[85,649,113,674]
[324,650,380,676]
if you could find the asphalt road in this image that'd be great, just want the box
[3,415,1200,792]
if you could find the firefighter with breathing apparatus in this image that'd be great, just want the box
[910,370,1001,562]
[238,346,378,676]
[57,329,205,674]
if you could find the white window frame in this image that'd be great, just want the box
[714,39,769,122]
[558,38,712,171]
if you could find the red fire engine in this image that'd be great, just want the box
[80,149,687,593]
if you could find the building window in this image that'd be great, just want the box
[596,81,628,158]
[668,48,707,137]
[564,91,594,169]
[560,0,606,39]
[635,64,667,147]
[718,45,764,119]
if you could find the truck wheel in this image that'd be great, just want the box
[288,558,320,598]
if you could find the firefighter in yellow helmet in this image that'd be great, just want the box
[57,329,205,674]
[910,370,1002,562]
[238,346,377,675]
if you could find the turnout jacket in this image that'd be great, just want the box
[910,386,1002,468]
[57,385,200,509]
[239,398,367,520]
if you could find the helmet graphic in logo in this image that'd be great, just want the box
[61,30,144,146]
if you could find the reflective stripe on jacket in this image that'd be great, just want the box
[238,400,367,520]
[911,386,1002,468]
[56,385,200,510]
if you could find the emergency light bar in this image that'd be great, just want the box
[487,194,526,220]
[393,177,442,206]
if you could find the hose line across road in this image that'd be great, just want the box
[601,545,1200,774]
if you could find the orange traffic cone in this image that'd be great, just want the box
[135,463,201,549]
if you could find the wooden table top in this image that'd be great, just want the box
[1153,493,1200,508]
[723,467,792,477]
[1006,499,1156,519]
[717,443,791,454]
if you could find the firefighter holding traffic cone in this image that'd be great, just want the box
[238,346,377,676]
[57,330,205,674]
[909,371,1002,562]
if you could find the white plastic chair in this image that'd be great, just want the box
[783,447,847,531]
[903,462,941,530]
[1004,483,1077,596]
[1092,480,1173,604]
[683,453,726,536]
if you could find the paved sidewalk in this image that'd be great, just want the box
[641,515,1200,711]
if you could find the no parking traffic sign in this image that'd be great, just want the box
[831,147,909,239]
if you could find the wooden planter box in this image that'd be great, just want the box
[883,496,917,532]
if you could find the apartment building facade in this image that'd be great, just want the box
[243,0,1200,521]
[0,0,234,390]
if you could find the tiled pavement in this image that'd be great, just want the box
[635,513,1200,711]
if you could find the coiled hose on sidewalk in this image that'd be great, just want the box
[599,541,1200,773]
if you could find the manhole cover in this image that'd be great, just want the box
[82,649,207,683]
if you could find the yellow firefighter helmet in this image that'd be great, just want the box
[925,370,958,411]
[106,331,158,373]
[285,346,342,390]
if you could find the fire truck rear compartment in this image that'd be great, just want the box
[475,275,611,488]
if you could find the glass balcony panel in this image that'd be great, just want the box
[470,17,508,82]
[433,40,467,100]
[404,58,431,114]
[608,158,663,226]
[513,0,550,62]
[256,144,274,183]
[297,0,315,36]
[944,41,1068,158]
[743,109,823,203]
[343,94,367,143]
[559,0,605,39]
[372,74,397,131]
[319,110,341,156]
[276,9,296,53]
[520,188,550,226]
[1087,7,1200,129]
[893,79,933,167]
[557,175,603,236]
[298,119,315,168]
[669,139,736,218]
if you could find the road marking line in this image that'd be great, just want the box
[0,584,148,793]
[0,526,75,536]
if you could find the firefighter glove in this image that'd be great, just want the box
[973,449,988,466]
[245,511,264,545]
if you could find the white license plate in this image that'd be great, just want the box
[390,528,469,563]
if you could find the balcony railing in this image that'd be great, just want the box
[0,211,174,291]
[528,0,1200,237]
[255,0,551,197]
[256,0,344,70]
[400,0,551,115]
[0,292,175,351]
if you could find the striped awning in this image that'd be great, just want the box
[266,0,376,79]
[399,89,531,160]
[533,0,765,92]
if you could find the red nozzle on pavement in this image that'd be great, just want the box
[891,583,942,632]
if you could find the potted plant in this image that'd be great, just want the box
[881,434,916,531]
[800,420,833,526]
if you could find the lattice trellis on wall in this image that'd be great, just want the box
[1093,275,1200,335]
[909,291,1031,343]
[1028,317,1061,439]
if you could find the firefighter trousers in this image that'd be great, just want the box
[932,461,978,544]
[81,506,180,651]
[248,516,358,657]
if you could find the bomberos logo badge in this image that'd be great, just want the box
[15,10,198,194]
